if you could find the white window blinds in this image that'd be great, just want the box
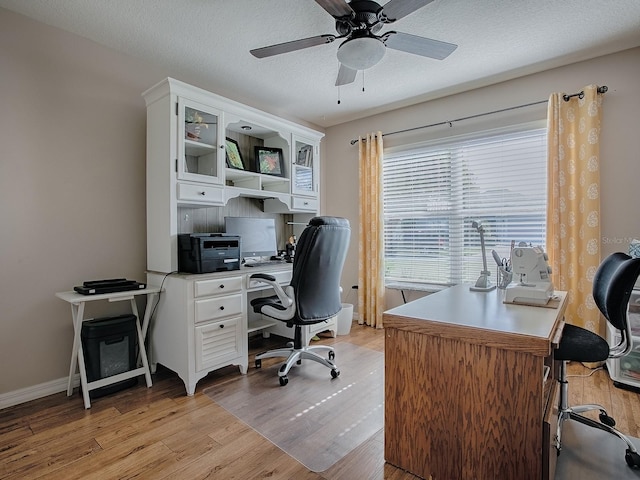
[383,127,547,286]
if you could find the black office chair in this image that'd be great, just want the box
[249,216,350,386]
[555,252,640,468]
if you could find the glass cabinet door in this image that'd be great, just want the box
[178,98,224,185]
[292,137,317,196]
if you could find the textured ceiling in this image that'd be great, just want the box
[2,0,640,128]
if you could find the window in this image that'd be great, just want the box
[383,126,547,287]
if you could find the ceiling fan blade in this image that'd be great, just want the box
[250,35,336,58]
[384,31,457,60]
[315,0,354,18]
[335,64,357,86]
[380,0,435,22]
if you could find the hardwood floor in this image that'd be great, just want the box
[1,324,639,480]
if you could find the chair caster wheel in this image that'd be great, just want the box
[255,359,262,369]
[328,350,335,361]
[279,376,289,386]
[599,412,616,427]
[625,449,640,468]
[331,369,340,379]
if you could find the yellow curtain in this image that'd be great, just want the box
[546,85,603,331]
[358,132,385,328]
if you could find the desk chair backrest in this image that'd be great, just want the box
[593,252,640,354]
[290,216,350,324]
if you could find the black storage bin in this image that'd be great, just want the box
[81,314,138,398]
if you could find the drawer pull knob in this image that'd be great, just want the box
[219,324,224,328]
[219,284,225,289]
[199,191,206,196]
[219,306,225,310]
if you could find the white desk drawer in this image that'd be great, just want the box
[247,269,292,289]
[194,276,243,298]
[292,196,318,212]
[177,183,224,205]
[195,294,242,323]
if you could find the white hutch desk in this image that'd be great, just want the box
[56,286,161,409]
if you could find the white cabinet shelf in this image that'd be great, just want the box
[225,168,290,193]
[185,139,216,157]
[247,318,278,334]
[143,77,323,273]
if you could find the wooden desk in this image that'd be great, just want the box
[383,285,567,480]
[56,287,161,409]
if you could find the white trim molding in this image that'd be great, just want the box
[0,375,80,410]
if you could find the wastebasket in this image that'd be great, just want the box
[336,303,354,335]
[81,314,138,398]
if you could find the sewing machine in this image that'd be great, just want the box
[505,246,554,305]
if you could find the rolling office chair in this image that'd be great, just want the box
[555,252,640,468]
[249,216,350,386]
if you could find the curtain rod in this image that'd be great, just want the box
[349,85,608,145]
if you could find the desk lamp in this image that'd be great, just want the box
[470,221,495,292]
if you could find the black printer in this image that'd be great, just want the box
[178,234,241,273]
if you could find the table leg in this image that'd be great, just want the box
[130,298,153,388]
[77,343,91,409]
[66,302,85,397]
[140,292,157,339]
[141,292,158,373]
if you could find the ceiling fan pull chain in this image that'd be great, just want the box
[337,86,341,105]
[362,71,365,93]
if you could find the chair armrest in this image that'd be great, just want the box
[250,272,276,283]
[249,273,293,308]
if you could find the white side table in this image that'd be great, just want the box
[56,286,161,408]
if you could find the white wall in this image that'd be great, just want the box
[323,47,640,311]
[0,9,169,396]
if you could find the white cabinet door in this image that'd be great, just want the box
[178,98,224,185]
[195,316,243,372]
[291,136,318,198]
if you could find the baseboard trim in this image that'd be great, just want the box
[0,375,80,410]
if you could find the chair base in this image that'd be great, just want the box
[255,326,340,386]
[557,361,640,468]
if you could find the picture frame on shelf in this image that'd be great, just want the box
[255,146,285,177]
[225,138,245,170]
[296,145,313,167]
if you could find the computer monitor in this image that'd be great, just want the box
[224,216,278,260]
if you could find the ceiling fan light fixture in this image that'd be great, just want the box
[337,36,386,71]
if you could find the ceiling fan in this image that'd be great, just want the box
[250,0,458,86]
